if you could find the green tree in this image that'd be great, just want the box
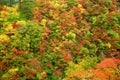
[18,0,37,20]
[0,0,19,6]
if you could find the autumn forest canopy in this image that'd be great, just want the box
[0,0,120,80]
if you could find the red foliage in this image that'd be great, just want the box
[18,50,24,54]
[63,53,72,62]
[78,0,84,3]
[60,23,66,28]
[0,5,3,10]
[96,58,120,69]
[33,10,42,22]
[38,46,45,51]
[92,36,98,41]
[0,62,4,70]
[79,40,85,46]
[12,22,20,29]
[33,10,40,15]
[109,51,117,57]
[11,48,24,54]
[115,58,120,63]
[11,48,18,53]
[45,2,53,8]
[72,7,81,12]
[41,39,48,44]
[53,69,62,76]
[45,61,52,67]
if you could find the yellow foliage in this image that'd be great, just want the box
[6,5,18,13]
[0,34,9,42]
[8,68,19,75]
[17,20,26,27]
[77,4,83,8]
[5,24,13,32]
[77,4,86,13]
[65,61,83,76]
[6,6,20,17]
[0,5,19,22]
[0,11,8,21]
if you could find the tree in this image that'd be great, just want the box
[18,0,37,20]
[0,0,19,6]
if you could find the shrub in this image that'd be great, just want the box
[10,21,43,51]
[1,0,120,80]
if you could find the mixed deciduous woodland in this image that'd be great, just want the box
[0,0,120,80]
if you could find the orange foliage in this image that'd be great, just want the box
[68,68,117,80]
[78,0,84,3]
[69,71,89,78]
[63,53,72,62]
[92,69,112,80]
[96,58,120,69]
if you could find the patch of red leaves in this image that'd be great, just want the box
[96,58,120,69]
[12,22,20,29]
[53,69,62,76]
[0,62,4,70]
[79,40,85,46]
[63,53,72,62]
[0,5,3,10]
[11,48,24,54]
[45,61,52,67]
[115,58,120,63]
[38,46,45,51]
[92,36,98,41]
[78,0,84,3]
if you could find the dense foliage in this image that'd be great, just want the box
[0,0,120,80]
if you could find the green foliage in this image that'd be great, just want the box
[104,0,113,7]
[0,0,120,80]
[0,0,12,6]
[67,0,79,8]
[80,47,89,54]
[18,0,37,20]
[65,55,99,73]
[50,25,61,39]
[0,0,19,6]
[107,29,119,38]
[2,73,11,78]
[40,19,47,26]
[79,56,99,70]
[66,31,76,41]
[10,21,43,51]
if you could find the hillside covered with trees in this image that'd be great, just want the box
[0,0,120,80]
